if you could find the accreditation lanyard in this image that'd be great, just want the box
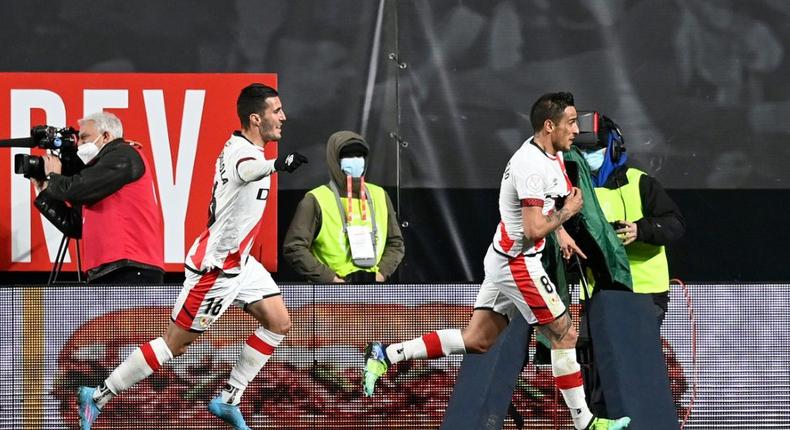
[329,177,378,237]
[347,175,368,223]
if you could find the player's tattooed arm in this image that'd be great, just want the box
[545,207,573,227]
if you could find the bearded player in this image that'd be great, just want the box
[77,83,308,430]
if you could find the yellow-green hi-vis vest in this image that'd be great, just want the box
[594,168,669,294]
[308,183,389,277]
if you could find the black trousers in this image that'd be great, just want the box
[581,291,669,417]
[90,267,164,284]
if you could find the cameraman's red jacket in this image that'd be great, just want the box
[35,139,164,281]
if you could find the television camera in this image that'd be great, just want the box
[0,125,84,180]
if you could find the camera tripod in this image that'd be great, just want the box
[48,233,83,285]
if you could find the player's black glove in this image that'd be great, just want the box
[274,152,308,173]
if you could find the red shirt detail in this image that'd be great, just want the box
[497,221,515,253]
[191,230,211,269]
[521,198,544,207]
[222,212,264,271]
[555,156,572,193]
[81,145,164,272]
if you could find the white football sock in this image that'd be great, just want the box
[100,337,172,408]
[220,327,284,405]
[551,348,593,429]
[385,329,465,364]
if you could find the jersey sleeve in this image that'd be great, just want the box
[510,155,545,207]
[229,143,275,183]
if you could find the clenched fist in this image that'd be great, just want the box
[564,187,584,215]
[274,152,308,173]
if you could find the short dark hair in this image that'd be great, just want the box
[529,92,575,132]
[237,83,279,128]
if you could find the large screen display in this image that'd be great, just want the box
[2,283,787,429]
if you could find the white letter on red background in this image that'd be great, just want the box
[10,89,69,263]
[83,89,128,116]
[143,89,205,263]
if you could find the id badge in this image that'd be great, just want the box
[347,224,376,268]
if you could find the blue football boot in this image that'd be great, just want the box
[76,386,101,430]
[208,395,252,430]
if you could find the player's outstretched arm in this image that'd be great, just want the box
[237,152,308,182]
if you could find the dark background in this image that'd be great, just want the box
[2,0,789,283]
[275,189,789,283]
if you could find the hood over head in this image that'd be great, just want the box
[326,131,370,196]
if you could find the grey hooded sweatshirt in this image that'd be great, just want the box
[283,131,405,283]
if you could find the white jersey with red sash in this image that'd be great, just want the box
[491,137,572,257]
[185,132,275,274]
[476,137,572,326]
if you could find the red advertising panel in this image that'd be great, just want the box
[0,73,279,272]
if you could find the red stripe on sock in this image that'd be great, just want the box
[246,333,275,355]
[555,371,583,390]
[422,331,444,359]
[140,342,161,371]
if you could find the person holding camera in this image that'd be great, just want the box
[33,111,165,284]
[283,130,404,284]
[77,83,308,430]
[576,114,685,327]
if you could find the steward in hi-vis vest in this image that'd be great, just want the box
[284,131,404,283]
[576,112,685,326]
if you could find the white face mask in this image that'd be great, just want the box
[77,136,101,164]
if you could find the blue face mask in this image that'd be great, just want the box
[340,157,365,177]
[582,148,606,172]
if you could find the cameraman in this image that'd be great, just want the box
[34,112,165,284]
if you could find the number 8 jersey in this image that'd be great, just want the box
[492,137,572,258]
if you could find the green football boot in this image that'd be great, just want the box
[362,342,390,397]
[587,416,631,430]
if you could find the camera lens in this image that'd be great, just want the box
[13,154,26,175]
[14,154,46,180]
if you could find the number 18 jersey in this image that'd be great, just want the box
[185,132,276,274]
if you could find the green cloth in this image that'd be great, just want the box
[541,233,569,310]
[564,146,632,291]
[536,147,632,349]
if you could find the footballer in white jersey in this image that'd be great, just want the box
[492,136,573,258]
[362,93,629,430]
[78,84,312,430]
[185,132,276,275]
